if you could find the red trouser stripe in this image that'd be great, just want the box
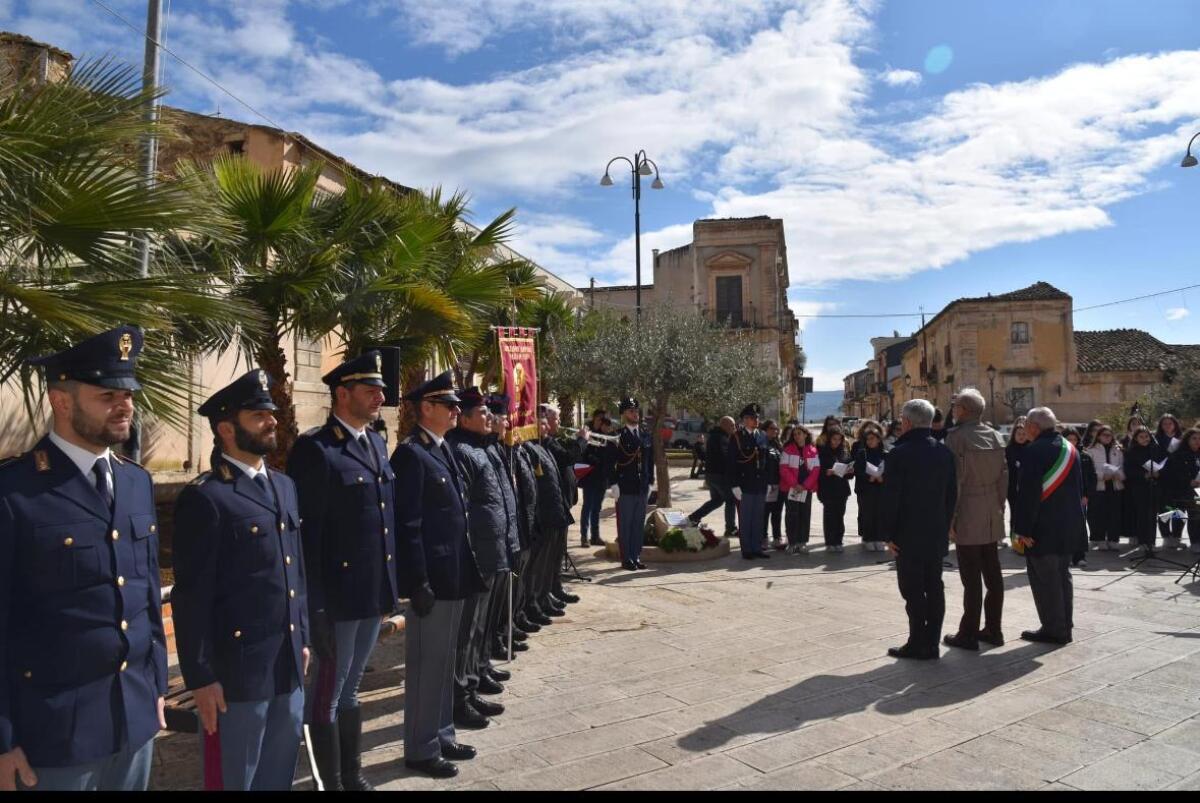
[311,645,339,725]
[203,730,224,791]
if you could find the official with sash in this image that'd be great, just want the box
[390,372,485,779]
[0,326,167,791]
[611,398,650,571]
[728,403,771,559]
[172,370,309,790]
[286,351,397,791]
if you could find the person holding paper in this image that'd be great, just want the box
[780,425,818,554]
[763,421,785,551]
[853,421,888,553]
[817,427,854,553]
[1062,428,1094,568]
[1083,425,1124,551]
[1154,414,1186,548]
[1160,427,1200,553]
[1123,426,1159,555]
[942,388,1008,651]
[728,404,771,560]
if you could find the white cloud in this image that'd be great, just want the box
[880,68,921,87]
[1166,307,1190,320]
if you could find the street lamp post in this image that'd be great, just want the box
[986,364,997,425]
[600,150,663,320]
[1181,131,1200,168]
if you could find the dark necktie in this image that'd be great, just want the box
[254,473,270,495]
[93,457,114,512]
[359,433,378,472]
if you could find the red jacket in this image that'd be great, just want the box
[780,442,819,494]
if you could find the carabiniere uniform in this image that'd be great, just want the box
[171,370,309,791]
[0,326,167,790]
[285,351,397,792]
[728,403,770,558]
[612,398,650,569]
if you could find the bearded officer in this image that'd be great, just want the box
[611,398,650,571]
[391,372,485,779]
[0,326,167,791]
[286,351,398,791]
[729,403,771,560]
[171,370,310,790]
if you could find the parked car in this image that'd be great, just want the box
[667,418,708,449]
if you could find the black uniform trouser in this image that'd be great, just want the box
[482,569,510,655]
[1026,553,1073,638]
[548,526,568,594]
[512,548,531,617]
[454,579,492,702]
[895,554,945,652]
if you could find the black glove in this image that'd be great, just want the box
[411,582,436,618]
[310,609,335,659]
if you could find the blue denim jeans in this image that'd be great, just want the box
[580,484,604,539]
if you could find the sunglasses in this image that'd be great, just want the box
[426,399,461,410]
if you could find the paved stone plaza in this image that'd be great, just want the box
[151,471,1200,791]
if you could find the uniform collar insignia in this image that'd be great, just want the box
[419,431,431,445]
[218,463,234,481]
[333,424,346,441]
[33,449,50,472]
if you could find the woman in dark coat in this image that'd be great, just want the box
[818,427,854,552]
[1153,414,1185,547]
[763,420,785,550]
[1063,428,1093,567]
[853,421,888,552]
[578,417,615,547]
[1004,415,1030,538]
[1120,415,1146,538]
[1159,426,1200,552]
[1124,426,1159,553]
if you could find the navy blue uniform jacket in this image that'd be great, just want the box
[390,429,485,601]
[287,419,399,621]
[0,437,168,767]
[171,461,309,702]
[613,427,651,495]
[728,427,769,494]
[1013,430,1085,556]
[880,428,957,560]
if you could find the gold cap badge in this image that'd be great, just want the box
[118,333,133,361]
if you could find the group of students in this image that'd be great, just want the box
[1006,412,1200,562]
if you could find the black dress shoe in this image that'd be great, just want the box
[525,607,553,626]
[755,553,771,560]
[943,633,979,651]
[976,628,1005,647]
[510,640,529,652]
[441,743,476,761]
[543,605,566,617]
[405,757,459,778]
[623,560,638,570]
[634,561,647,569]
[555,590,581,604]
[470,695,505,716]
[511,628,528,642]
[487,666,511,682]
[452,700,490,729]
[887,643,938,660]
[581,538,589,548]
[590,536,604,546]
[515,615,540,633]
[476,675,505,695]
[1020,629,1072,645]
[544,594,567,610]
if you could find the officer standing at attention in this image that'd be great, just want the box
[729,403,771,560]
[483,395,526,659]
[0,326,168,791]
[172,370,310,790]
[286,351,398,792]
[391,372,485,779]
[611,398,650,571]
[445,387,508,730]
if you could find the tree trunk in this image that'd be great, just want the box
[259,330,296,470]
[654,392,672,508]
[396,364,427,440]
[558,393,575,428]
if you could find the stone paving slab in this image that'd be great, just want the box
[148,472,1200,790]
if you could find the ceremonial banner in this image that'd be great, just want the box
[497,327,539,442]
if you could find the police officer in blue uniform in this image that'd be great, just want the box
[172,369,310,790]
[729,403,771,560]
[390,371,485,779]
[0,326,168,791]
[286,351,398,792]
[611,398,651,571]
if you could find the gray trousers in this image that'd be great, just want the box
[737,492,766,556]
[1026,553,1073,638]
[616,492,647,563]
[404,598,465,761]
[26,738,153,791]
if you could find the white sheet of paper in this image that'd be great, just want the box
[831,462,850,478]
[1143,458,1154,473]
[865,461,883,479]
[1154,459,1168,473]
[787,487,808,502]
[1169,437,1181,453]
[1101,463,1119,477]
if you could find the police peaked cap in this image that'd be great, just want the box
[198,369,277,419]
[485,393,510,415]
[322,350,386,388]
[403,370,461,403]
[29,325,144,391]
[618,397,639,412]
[458,386,485,411]
[740,403,763,418]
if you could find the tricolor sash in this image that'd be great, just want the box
[1041,438,1077,500]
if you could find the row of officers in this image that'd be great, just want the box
[0,326,596,791]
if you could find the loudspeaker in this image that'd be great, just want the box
[369,345,402,407]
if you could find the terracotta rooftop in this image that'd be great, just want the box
[1074,329,1199,372]
[957,281,1072,305]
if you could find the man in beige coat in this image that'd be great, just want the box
[943,388,1008,651]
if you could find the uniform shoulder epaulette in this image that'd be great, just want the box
[187,471,213,486]
[112,452,147,470]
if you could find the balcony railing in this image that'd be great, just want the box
[704,304,784,330]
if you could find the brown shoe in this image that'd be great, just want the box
[976,628,1005,647]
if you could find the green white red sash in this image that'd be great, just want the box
[1041,438,1077,500]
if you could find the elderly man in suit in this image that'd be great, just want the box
[943,387,1009,651]
[1013,407,1085,645]
[391,372,485,779]
[881,399,958,660]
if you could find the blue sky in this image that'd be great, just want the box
[3,0,1199,390]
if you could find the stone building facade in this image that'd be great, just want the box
[843,282,1199,425]
[585,216,801,419]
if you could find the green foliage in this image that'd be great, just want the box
[658,528,688,552]
[1144,367,1200,428]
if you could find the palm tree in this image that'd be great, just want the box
[0,58,256,435]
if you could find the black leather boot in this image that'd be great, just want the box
[309,721,343,791]
[337,707,374,791]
